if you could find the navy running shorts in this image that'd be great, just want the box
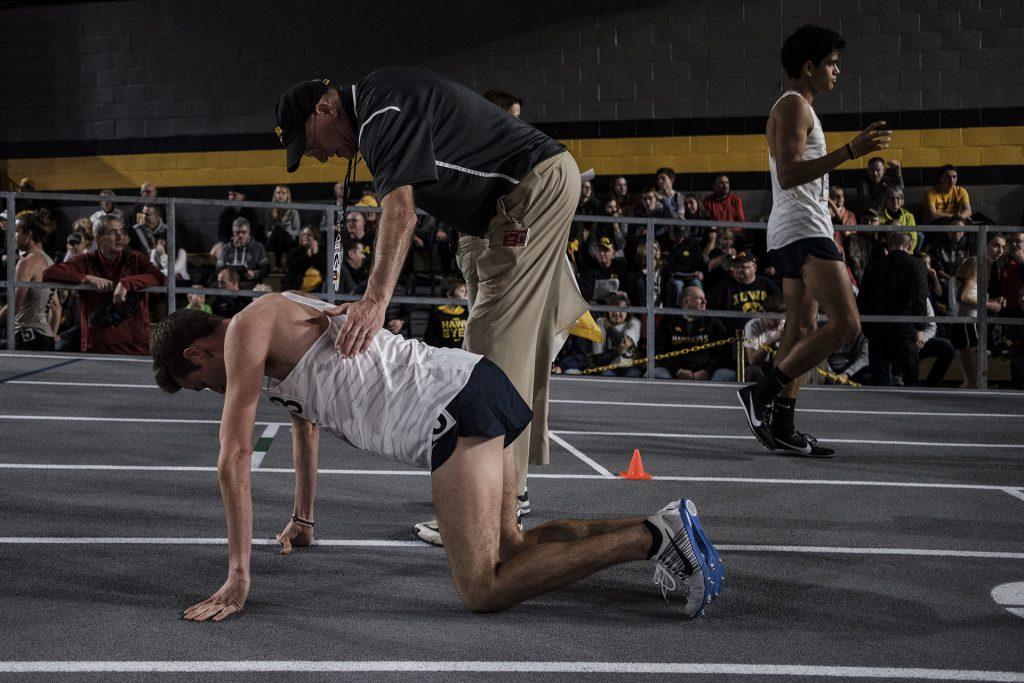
[429,357,533,471]
[768,236,844,279]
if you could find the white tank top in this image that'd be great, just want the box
[265,292,482,468]
[766,91,834,251]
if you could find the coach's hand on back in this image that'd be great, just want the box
[849,121,894,158]
[324,296,387,358]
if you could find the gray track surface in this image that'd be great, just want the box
[1,353,1023,681]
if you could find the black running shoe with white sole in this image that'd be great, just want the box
[646,499,723,619]
[772,430,836,458]
[736,385,775,451]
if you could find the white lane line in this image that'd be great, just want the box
[549,399,1022,419]
[1002,488,1024,504]
[548,432,614,478]
[0,415,287,426]
[549,375,1024,398]
[250,423,280,471]
[0,661,1021,678]
[5,380,155,388]
[0,463,1018,492]
[551,430,1020,450]
[1,537,1022,560]
[0,352,152,363]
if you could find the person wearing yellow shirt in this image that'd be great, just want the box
[924,165,972,225]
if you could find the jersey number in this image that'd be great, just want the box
[269,396,303,415]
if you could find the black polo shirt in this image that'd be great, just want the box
[340,67,565,235]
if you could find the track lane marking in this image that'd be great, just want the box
[548,433,614,478]
[0,661,1021,678]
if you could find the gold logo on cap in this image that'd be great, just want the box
[274,126,284,143]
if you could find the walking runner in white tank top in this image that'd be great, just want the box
[736,24,894,457]
[150,292,723,623]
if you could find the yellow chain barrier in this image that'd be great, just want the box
[582,335,862,387]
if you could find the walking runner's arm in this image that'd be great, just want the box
[183,314,270,622]
[771,97,892,191]
[277,412,319,556]
[327,185,419,357]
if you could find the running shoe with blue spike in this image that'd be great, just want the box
[646,499,723,618]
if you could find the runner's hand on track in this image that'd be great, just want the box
[324,298,387,357]
[183,574,249,622]
[276,520,314,556]
[849,121,894,158]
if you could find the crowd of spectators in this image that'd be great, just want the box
[2,153,1022,387]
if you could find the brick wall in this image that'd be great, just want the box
[1,0,1021,143]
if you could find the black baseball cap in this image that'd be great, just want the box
[275,79,332,173]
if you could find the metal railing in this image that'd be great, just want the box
[3,191,1022,389]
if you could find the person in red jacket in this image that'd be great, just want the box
[43,214,166,355]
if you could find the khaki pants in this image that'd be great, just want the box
[459,151,589,496]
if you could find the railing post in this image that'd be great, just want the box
[975,225,988,389]
[5,192,17,351]
[645,217,655,379]
[166,199,177,314]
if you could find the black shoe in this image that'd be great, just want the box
[736,385,775,451]
[772,430,836,458]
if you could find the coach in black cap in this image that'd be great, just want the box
[274,67,593,539]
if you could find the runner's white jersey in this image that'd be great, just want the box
[265,292,482,468]
[766,90,834,250]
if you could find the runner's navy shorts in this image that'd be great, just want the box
[768,236,844,279]
[430,357,533,471]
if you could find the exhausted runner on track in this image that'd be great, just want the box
[150,292,723,622]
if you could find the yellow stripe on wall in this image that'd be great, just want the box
[2,126,1021,191]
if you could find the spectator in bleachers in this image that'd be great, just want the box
[354,194,380,236]
[625,240,670,308]
[924,221,970,283]
[702,174,745,225]
[827,185,856,227]
[655,167,684,217]
[0,215,59,350]
[66,220,93,260]
[128,204,163,254]
[282,226,327,292]
[924,165,972,225]
[42,214,165,355]
[63,233,86,263]
[881,186,924,254]
[858,232,929,386]
[947,256,994,388]
[920,253,945,309]
[609,175,639,216]
[129,181,159,226]
[216,188,263,256]
[186,284,212,315]
[423,278,469,349]
[552,334,593,374]
[89,189,125,231]
[682,193,705,221]
[993,232,1024,387]
[337,239,368,293]
[743,307,785,384]
[703,228,741,291]
[636,186,672,245]
[591,292,641,377]
[844,209,882,285]
[708,251,781,335]
[577,180,601,215]
[265,184,301,271]
[150,231,190,283]
[52,287,80,352]
[654,285,730,381]
[320,181,347,231]
[216,217,269,287]
[34,205,68,258]
[663,225,706,303]
[210,266,247,318]
[917,297,956,387]
[579,237,629,303]
[856,156,903,217]
[587,203,626,261]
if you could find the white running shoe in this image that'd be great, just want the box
[647,499,723,618]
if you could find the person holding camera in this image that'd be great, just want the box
[43,214,165,355]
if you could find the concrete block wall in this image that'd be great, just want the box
[1,0,1021,143]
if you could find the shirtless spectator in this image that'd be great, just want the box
[0,215,60,350]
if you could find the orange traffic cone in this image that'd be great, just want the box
[619,448,653,480]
